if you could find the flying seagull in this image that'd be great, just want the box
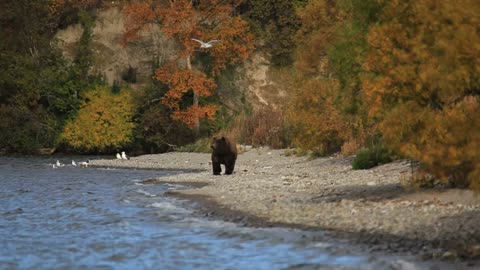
[191,38,220,48]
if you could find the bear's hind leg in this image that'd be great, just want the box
[224,161,235,175]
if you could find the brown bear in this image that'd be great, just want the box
[211,136,237,175]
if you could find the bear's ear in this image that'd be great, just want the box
[220,136,225,141]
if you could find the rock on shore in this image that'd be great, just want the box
[90,148,480,262]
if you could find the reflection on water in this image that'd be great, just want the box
[0,157,456,269]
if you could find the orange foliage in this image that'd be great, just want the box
[381,98,480,187]
[287,78,349,156]
[123,0,254,129]
[154,63,217,128]
[208,17,255,75]
[295,0,339,76]
[289,0,368,156]
[171,104,217,128]
[364,0,480,116]
[123,0,254,64]
[363,0,480,187]
[122,1,157,43]
[155,64,217,101]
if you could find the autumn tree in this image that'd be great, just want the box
[242,0,303,66]
[294,0,338,76]
[0,0,88,152]
[123,0,254,134]
[288,0,382,156]
[132,75,197,153]
[134,102,195,153]
[288,78,349,156]
[328,0,383,115]
[60,86,135,153]
[288,0,343,156]
[363,0,480,187]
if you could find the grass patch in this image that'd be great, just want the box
[352,144,392,170]
[176,137,211,153]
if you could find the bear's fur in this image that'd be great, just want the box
[211,136,237,175]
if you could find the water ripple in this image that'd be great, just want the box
[0,157,457,270]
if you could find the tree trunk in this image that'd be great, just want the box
[186,55,200,135]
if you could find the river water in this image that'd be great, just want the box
[0,157,460,269]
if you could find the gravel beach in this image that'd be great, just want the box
[90,148,480,263]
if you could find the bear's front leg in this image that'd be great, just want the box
[212,161,222,175]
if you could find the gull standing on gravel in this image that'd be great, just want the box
[72,160,77,166]
[191,38,220,48]
[121,151,129,160]
[79,160,90,167]
[116,153,122,159]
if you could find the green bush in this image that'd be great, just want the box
[352,144,392,170]
[176,137,212,153]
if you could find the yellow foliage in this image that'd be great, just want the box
[290,0,378,157]
[381,98,480,187]
[60,86,135,153]
[295,0,338,76]
[287,78,349,156]
[363,0,480,187]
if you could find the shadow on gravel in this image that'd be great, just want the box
[310,183,411,203]
[308,183,480,262]
[409,209,480,259]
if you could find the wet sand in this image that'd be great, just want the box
[90,148,480,264]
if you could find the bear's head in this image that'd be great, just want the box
[210,136,237,154]
[211,136,232,154]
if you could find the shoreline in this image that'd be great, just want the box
[90,148,480,264]
[164,184,478,264]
